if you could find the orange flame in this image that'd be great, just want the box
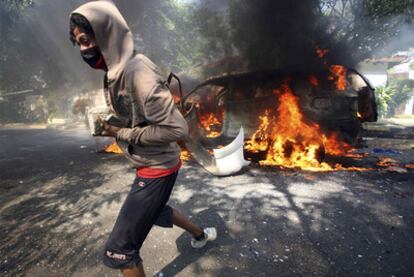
[377,157,399,167]
[322,132,351,156]
[335,165,373,172]
[329,65,347,91]
[104,142,122,154]
[309,75,319,87]
[244,110,271,153]
[316,47,329,59]
[315,47,347,91]
[180,148,191,161]
[172,95,181,104]
[343,152,366,159]
[199,112,222,138]
[244,81,355,171]
[405,164,414,169]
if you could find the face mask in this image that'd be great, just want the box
[80,46,107,70]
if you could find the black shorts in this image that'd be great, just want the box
[103,171,178,269]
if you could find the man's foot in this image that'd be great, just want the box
[191,227,217,249]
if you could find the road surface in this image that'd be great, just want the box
[0,126,413,276]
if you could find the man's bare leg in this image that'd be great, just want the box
[172,208,203,237]
[121,263,146,277]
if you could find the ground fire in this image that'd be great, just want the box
[377,157,399,167]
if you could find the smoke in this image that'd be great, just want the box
[233,0,335,70]
[0,0,103,122]
[373,23,414,57]
[1,0,413,92]
[0,0,102,94]
[193,0,347,72]
[194,0,414,72]
[0,0,188,94]
[22,0,101,90]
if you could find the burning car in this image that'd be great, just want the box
[172,66,378,174]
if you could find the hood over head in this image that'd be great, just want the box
[71,0,134,82]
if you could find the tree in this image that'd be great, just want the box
[376,79,414,117]
[320,0,414,62]
[116,0,206,72]
[192,0,414,71]
[0,0,34,91]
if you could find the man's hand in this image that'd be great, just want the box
[95,119,121,137]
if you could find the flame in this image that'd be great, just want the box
[244,110,271,153]
[316,47,329,59]
[343,152,366,159]
[104,142,123,154]
[244,80,356,171]
[335,166,372,172]
[309,75,319,87]
[377,157,399,167]
[322,132,351,155]
[180,148,191,161]
[199,112,222,138]
[314,47,347,91]
[357,112,362,118]
[329,65,347,91]
[172,95,181,104]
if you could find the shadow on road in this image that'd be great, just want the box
[0,128,413,276]
[0,128,130,276]
[158,208,229,276]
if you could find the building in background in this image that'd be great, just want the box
[358,50,414,116]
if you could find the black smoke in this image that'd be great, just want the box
[194,0,414,72]
[229,0,335,70]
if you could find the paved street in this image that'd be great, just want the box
[0,126,413,276]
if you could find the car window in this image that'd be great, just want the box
[347,71,370,92]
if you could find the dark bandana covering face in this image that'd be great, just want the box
[80,46,107,70]
[71,1,135,80]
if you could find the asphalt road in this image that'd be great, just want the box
[0,126,413,277]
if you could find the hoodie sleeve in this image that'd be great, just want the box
[116,61,188,146]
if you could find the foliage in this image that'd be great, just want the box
[0,0,32,25]
[320,0,414,61]
[1,0,413,87]
[0,94,48,124]
[127,0,206,72]
[0,0,69,93]
[375,85,393,117]
[376,79,414,117]
[1,0,414,123]
[190,0,233,64]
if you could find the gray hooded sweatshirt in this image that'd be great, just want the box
[72,0,188,169]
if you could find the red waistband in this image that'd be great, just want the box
[136,160,182,178]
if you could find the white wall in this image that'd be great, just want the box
[409,69,414,80]
[404,96,414,115]
[357,62,388,87]
[405,62,414,115]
